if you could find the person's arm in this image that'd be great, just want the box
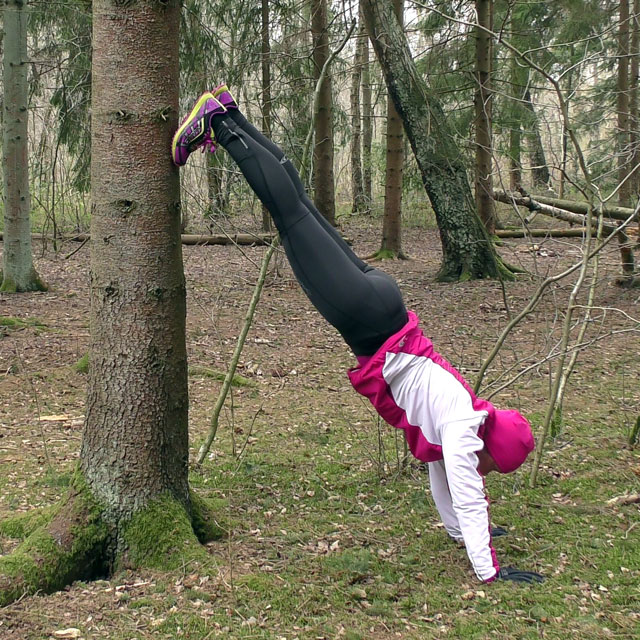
[428,459,463,541]
[440,422,499,582]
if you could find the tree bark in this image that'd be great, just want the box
[350,20,366,213]
[1,0,46,293]
[474,0,496,233]
[361,0,510,281]
[508,51,523,192]
[84,0,191,534]
[311,0,336,225]
[379,0,405,257]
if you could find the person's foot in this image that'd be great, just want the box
[171,93,226,166]
[213,84,238,110]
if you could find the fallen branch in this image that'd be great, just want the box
[493,191,619,235]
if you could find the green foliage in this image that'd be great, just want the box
[74,352,90,374]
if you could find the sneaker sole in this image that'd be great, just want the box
[171,92,214,165]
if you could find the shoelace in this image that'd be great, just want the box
[200,133,217,154]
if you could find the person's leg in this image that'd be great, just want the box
[215,89,369,272]
[211,113,407,355]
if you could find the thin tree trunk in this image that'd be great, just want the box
[617,0,636,281]
[508,52,522,192]
[361,8,373,209]
[474,0,496,233]
[379,0,405,256]
[361,0,510,281]
[311,0,336,225]
[350,20,365,213]
[261,0,273,231]
[524,89,551,189]
[1,0,46,292]
[630,0,640,201]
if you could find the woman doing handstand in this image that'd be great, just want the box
[172,88,543,584]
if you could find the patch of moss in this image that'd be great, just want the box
[0,316,47,329]
[119,493,208,571]
[74,352,90,374]
[0,504,57,540]
[188,365,255,388]
[0,473,109,606]
[189,489,227,544]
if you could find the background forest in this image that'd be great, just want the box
[0,0,639,639]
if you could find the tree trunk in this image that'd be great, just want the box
[361,7,373,209]
[361,0,510,281]
[0,0,224,606]
[474,0,496,233]
[617,0,636,282]
[630,0,640,201]
[350,20,365,213]
[1,0,46,293]
[508,51,523,192]
[378,0,405,257]
[261,0,273,231]
[311,0,336,225]
[524,89,551,189]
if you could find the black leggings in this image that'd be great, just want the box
[211,111,408,356]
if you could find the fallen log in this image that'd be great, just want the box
[529,193,637,222]
[1,232,276,246]
[493,191,619,235]
[495,228,593,238]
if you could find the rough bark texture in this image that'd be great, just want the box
[1,0,46,293]
[379,0,405,256]
[508,52,522,192]
[361,0,509,281]
[350,21,365,213]
[630,0,640,200]
[83,0,190,537]
[474,0,496,233]
[311,0,336,225]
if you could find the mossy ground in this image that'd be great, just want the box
[1,216,638,638]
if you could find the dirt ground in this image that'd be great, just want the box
[1,218,639,639]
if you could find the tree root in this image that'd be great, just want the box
[0,481,108,606]
[0,475,225,605]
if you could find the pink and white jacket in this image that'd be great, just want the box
[348,311,500,582]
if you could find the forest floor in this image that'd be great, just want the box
[0,215,639,639]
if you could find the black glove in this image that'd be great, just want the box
[491,526,508,538]
[498,566,544,584]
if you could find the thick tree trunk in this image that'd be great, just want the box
[261,0,273,231]
[630,0,640,200]
[85,0,190,533]
[350,20,366,213]
[474,0,496,233]
[0,1,224,605]
[361,10,373,208]
[311,0,336,225]
[1,0,46,293]
[379,0,405,257]
[361,0,510,281]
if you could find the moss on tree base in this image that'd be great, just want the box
[0,269,48,293]
[0,475,108,606]
[0,474,224,606]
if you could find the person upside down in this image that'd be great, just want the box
[172,87,543,585]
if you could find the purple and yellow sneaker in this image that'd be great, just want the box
[171,92,226,166]
[213,84,238,111]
